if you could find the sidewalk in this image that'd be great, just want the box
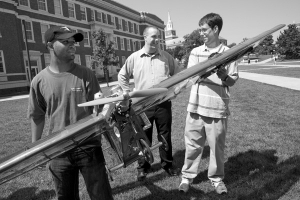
[239,72,300,91]
[0,79,134,102]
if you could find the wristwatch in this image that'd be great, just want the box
[222,75,229,82]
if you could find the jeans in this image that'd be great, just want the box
[48,147,113,200]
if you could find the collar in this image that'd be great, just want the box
[203,43,223,53]
[139,47,162,57]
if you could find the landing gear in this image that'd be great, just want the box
[139,139,154,164]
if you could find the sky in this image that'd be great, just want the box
[113,0,300,44]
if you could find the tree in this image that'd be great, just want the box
[174,46,185,61]
[181,30,204,68]
[91,29,118,86]
[276,24,300,59]
[166,46,185,61]
[254,35,275,55]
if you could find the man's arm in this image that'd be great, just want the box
[118,56,134,92]
[31,116,45,143]
[217,61,239,87]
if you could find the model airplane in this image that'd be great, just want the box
[0,24,285,185]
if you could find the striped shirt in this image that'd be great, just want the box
[187,43,239,118]
[118,47,179,91]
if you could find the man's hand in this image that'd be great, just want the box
[216,67,228,81]
[116,99,130,112]
[116,90,131,112]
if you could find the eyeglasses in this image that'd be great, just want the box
[198,27,211,34]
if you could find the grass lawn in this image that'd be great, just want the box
[1,78,300,200]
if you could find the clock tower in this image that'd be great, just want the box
[164,12,178,41]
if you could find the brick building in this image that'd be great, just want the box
[0,0,166,95]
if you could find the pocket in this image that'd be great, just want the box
[155,61,169,78]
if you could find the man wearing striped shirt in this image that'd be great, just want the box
[179,13,239,194]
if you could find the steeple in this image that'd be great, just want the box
[164,12,177,41]
[166,12,173,31]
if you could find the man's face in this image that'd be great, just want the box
[144,28,159,50]
[199,23,217,45]
[52,37,77,61]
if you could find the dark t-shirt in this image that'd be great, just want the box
[27,63,101,147]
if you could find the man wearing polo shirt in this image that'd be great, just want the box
[118,26,180,181]
[179,13,239,194]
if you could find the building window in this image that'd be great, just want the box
[115,17,118,29]
[91,10,95,21]
[120,38,125,50]
[111,16,115,26]
[80,6,86,21]
[116,56,120,68]
[24,21,34,41]
[68,2,75,18]
[130,23,133,33]
[113,37,118,50]
[40,24,49,43]
[118,18,122,30]
[127,39,131,51]
[38,0,47,11]
[136,25,139,34]
[83,32,90,46]
[132,41,136,51]
[19,0,29,7]
[54,0,62,15]
[136,41,140,50]
[44,53,50,67]
[96,11,102,22]
[122,56,126,65]
[85,55,91,68]
[0,50,6,74]
[102,13,107,23]
[124,21,128,31]
[75,55,81,65]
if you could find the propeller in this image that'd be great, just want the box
[78,88,168,107]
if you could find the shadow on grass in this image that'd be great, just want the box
[0,187,55,200]
[112,149,300,200]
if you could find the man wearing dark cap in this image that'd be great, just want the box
[27,26,113,199]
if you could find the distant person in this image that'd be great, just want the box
[178,13,239,195]
[118,26,180,181]
[248,58,250,64]
[27,26,113,200]
[272,54,276,65]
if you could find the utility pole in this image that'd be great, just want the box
[22,20,32,83]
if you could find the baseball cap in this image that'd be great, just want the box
[44,26,84,45]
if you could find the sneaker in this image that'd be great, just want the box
[178,178,192,193]
[214,181,227,194]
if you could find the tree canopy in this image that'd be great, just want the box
[180,30,204,67]
[91,29,118,70]
[253,35,275,55]
[166,46,185,61]
[276,24,300,59]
